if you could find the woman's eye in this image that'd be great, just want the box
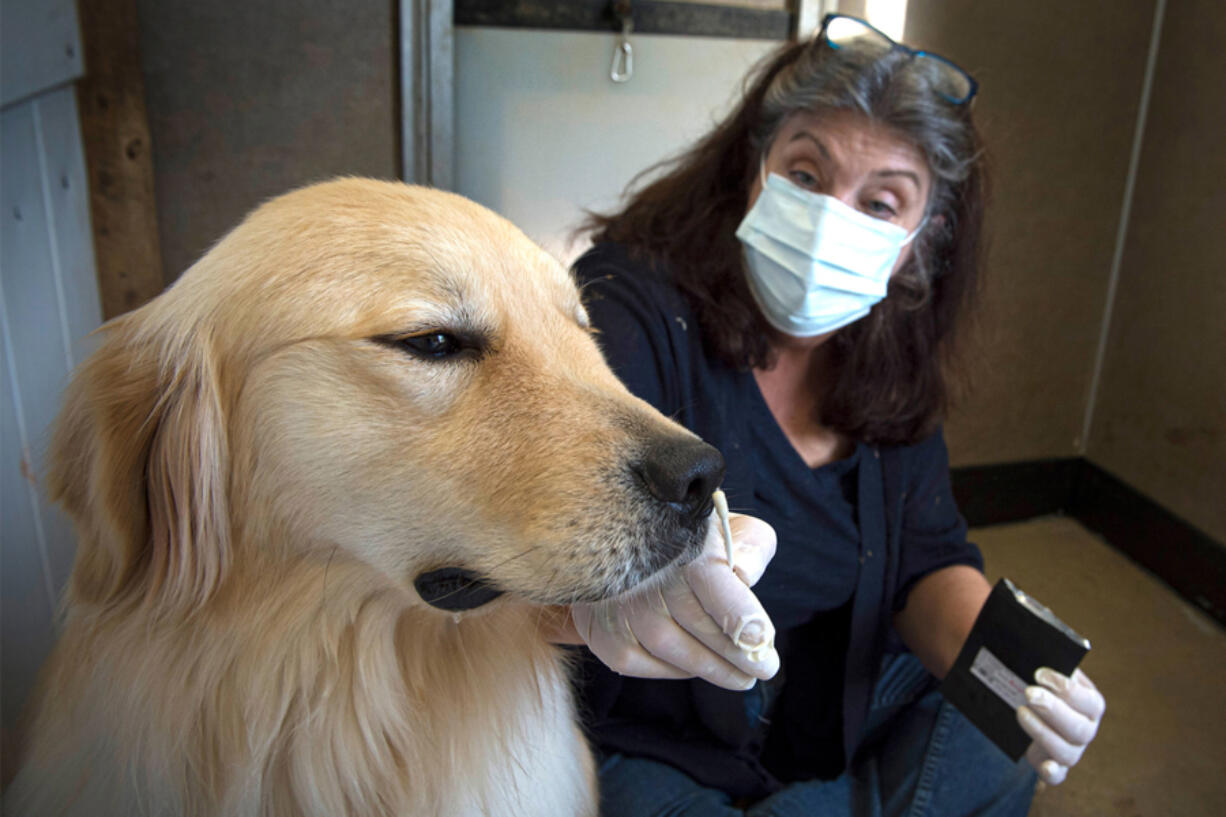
[866,199,899,219]
[788,169,819,189]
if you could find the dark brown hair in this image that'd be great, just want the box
[582,37,988,446]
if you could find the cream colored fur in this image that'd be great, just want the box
[7,179,711,816]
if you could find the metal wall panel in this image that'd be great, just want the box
[0,0,85,107]
[0,87,102,748]
[401,0,455,188]
[0,287,58,751]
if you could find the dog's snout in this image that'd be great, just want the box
[633,437,726,520]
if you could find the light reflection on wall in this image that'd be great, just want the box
[864,0,908,42]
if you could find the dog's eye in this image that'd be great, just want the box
[404,332,462,358]
[378,330,481,361]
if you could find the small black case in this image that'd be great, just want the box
[938,577,1091,761]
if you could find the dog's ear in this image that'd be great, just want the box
[48,315,230,613]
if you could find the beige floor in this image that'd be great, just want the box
[972,516,1226,817]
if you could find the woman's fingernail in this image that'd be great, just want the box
[1025,686,1046,707]
[1035,667,1066,692]
[1041,760,1065,784]
[736,620,765,649]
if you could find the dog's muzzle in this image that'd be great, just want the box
[414,567,505,611]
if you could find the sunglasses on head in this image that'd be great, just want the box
[819,13,978,105]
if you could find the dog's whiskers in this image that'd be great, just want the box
[316,544,340,615]
[485,542,544,575]
[542,557,566,601]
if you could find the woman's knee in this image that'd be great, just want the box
[598,754,745,817]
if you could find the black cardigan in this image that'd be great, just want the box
[572,243,983,799]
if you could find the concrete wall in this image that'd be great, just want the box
[135,0,400,284]
[905,0,1158,466]
[1087,0,1226,545]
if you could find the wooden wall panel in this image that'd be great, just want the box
[76,0,166,319]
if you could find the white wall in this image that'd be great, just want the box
[454,26,780,265]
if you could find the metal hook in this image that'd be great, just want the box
[611,34,633,82]
[610,1,633,83]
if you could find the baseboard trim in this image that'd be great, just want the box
[950,458,1081,528]
[951,457,1226,627]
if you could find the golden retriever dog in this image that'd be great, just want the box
[8,179,725,816]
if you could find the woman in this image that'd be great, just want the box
[556,15,1105,817]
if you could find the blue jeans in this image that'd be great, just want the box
[598,654,1036,817]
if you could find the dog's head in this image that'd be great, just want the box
[51,179,723,615]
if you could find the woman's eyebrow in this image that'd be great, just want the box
[873,168,922,190]
[787,130,830,160]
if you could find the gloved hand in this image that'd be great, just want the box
[567,511,780,691]
[1017,667,1106,784]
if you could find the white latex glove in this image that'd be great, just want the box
[1017,667,1106,784]
[570,511,780,691]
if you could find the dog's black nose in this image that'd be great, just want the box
[633,436,726,520]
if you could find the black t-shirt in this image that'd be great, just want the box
[745,381,861,624]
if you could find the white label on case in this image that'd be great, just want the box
[970,646,1028,710]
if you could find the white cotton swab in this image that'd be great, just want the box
[713,489,774,664]
[713,489,734,572]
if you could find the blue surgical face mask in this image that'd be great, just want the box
[735,170,924,338]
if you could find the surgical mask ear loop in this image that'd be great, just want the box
[901,216,928,246]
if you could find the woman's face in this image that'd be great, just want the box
[749,108,934,278]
